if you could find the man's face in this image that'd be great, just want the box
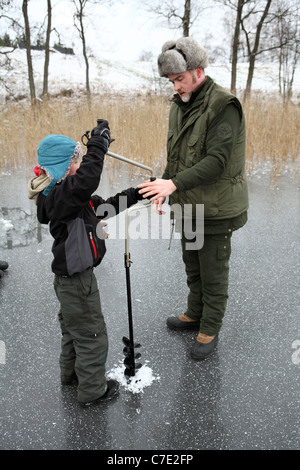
[168,69,203,102]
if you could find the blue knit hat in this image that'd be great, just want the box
[37,135,83,196]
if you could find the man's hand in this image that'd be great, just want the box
[138,178,177,200]
[138,178,177,215]
[99,221,109,239]
[153,197,166,215]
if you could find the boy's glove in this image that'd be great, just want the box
[134,178,157,201]
[87,119,114,153]
[91,119,111,141]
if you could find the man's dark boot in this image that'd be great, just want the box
[167,314,200,330]
[191,333,218,360]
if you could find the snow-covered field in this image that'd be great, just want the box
[1,47,300,103]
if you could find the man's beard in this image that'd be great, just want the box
[180,91,192,103]
[180,71,197,102]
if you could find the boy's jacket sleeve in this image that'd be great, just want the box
[91,187,142,220]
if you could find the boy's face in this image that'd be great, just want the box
[69,160,81,176]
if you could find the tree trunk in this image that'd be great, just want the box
[243,0,272,100]
[231,0,244,94]
[74,0,90,97]
[80,12,90,96]
[22,0,36,104]
[43,0,52,99]
[244,53,256,99]
[182,0,191,37]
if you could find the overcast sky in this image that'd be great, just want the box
[2,0,227,62]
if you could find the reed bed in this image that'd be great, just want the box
[243,92,300,178]
[1,92,299,182]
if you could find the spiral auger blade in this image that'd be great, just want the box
[122,336,142,377]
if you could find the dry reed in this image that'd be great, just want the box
[1,92,299,181]
[242,92,300,178]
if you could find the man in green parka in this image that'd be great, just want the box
[138,37,248,360]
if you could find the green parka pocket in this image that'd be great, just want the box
[185,134,199,167]
[185,132,207,168]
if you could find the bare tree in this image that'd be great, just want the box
[0,0,23,33]
[2,0,53,101]
[43,0,52,99]
[22,0,36,104]
[230,0,246,94]
[72,0,91,96]
[72,0,113,97]
[241,0,273,100]
[0,1,22,96]
[144,0,204,37]
[215,0,251,93]
[270,0,300,101]
[219,0,291,99]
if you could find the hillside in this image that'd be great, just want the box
[1,47,300,103]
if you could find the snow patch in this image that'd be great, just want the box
[108,360,160,394]
[0,218,13,231]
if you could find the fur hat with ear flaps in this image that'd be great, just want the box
[158,37,208,77]
[37,135,83,196]
[28,134,83,204]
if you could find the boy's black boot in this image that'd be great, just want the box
[0,261,8,271]
[79,380,119,408]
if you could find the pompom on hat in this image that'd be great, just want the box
[158,37,208,78]
[37,134,83,196]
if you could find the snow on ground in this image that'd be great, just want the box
[1,47,300,103]
[0,218,13,231]
[107,361,160,394]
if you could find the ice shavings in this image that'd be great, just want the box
[0,218,13,231]
[107,360,160,394]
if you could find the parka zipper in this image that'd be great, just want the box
[88,201,98,259]
[89,231,97,258]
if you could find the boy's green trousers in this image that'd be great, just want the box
[181,232,232,336]
[54,267,108,403]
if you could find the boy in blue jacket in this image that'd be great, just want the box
[28,119,144,407]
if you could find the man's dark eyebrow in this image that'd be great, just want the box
[169,75,183,83]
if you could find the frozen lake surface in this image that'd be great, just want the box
[0,166,299,451]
